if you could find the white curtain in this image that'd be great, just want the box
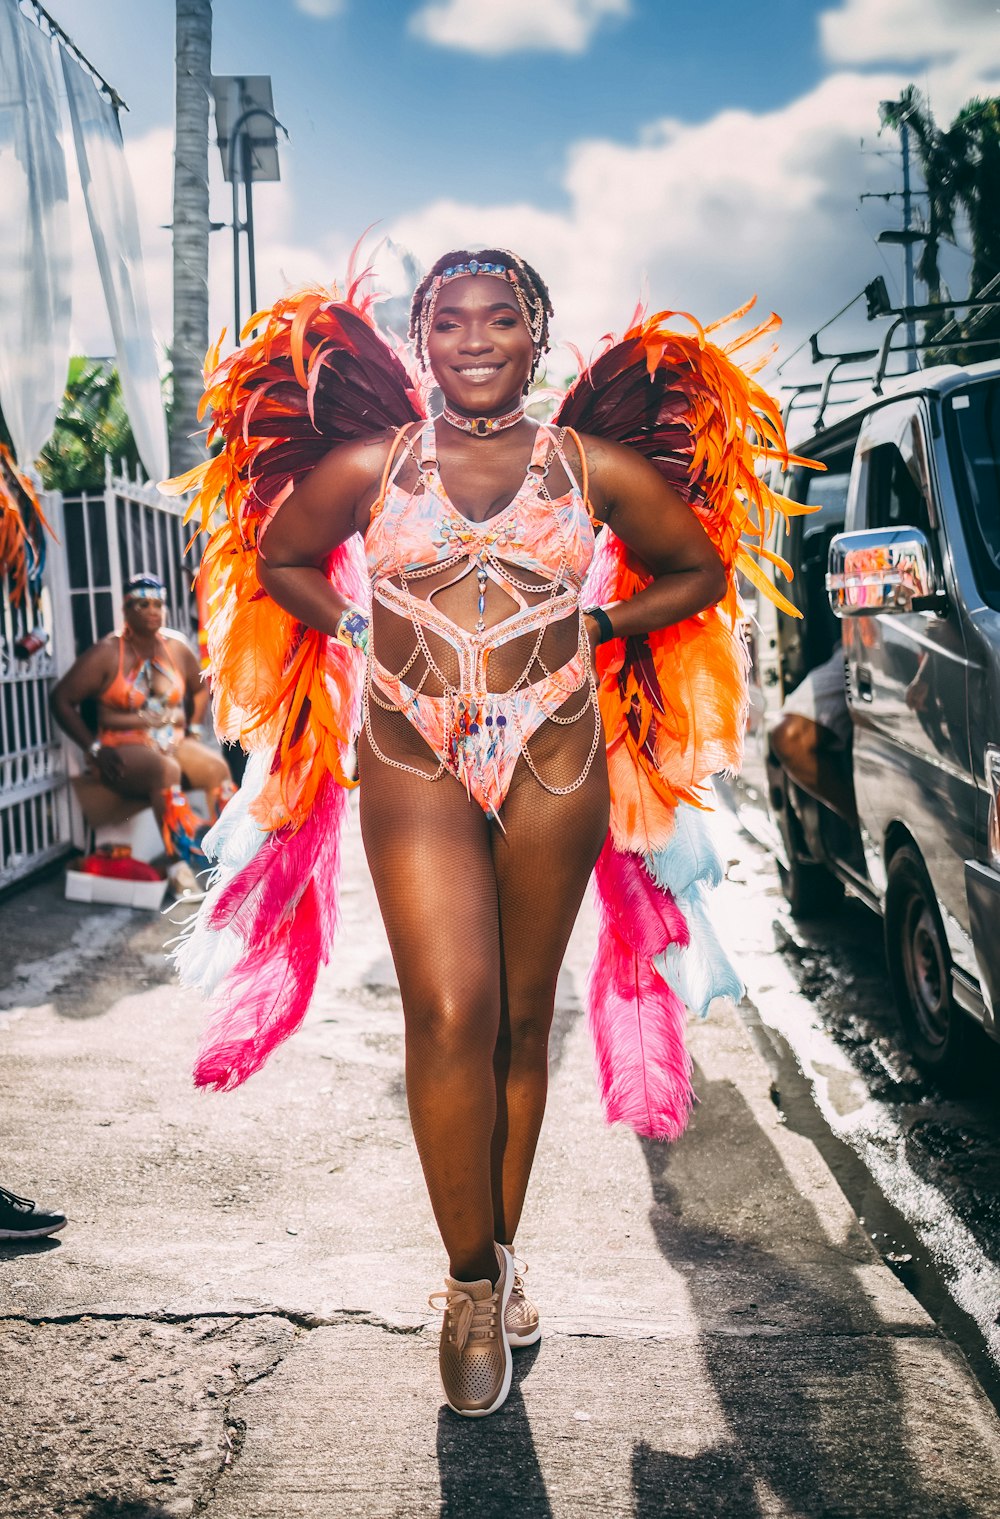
[0,0,71,468]
[62,51,168,484]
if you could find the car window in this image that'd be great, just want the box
[946,379,1000,609]
[865,442,933,536]
[802,470,851,524]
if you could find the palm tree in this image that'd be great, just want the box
[880,89,1000,363]
[170,0,213,473]
[37,358,139,493]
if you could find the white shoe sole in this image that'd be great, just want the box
[507,1322,542,1348]
[446,1244,515,1418]
[0,1218,66,1240]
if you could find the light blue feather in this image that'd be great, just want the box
[645,800,724,898]
[654,886,743,1018]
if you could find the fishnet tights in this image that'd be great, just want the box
[359,709,609,1283]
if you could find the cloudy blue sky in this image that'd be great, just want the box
[48,0,1000,397]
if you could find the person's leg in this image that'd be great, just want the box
[489,727,610,1248]
[107,745,183,833]
[771,712,857,824]
[358,736,503,1286]
[175,736,236,820]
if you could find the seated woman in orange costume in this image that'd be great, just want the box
[49,574,234,894]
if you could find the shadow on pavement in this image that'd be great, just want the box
[633,1062,974,1519]
[0,1234,63,1260]
[78,1502,178,1518]
[436,1344,551,1518]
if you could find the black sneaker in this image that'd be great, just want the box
[0,1185,67,1240]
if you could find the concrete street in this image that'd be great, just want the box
[2,795,999,1519]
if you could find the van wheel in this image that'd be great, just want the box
[884,845,969,1081]
[777,856,844,919]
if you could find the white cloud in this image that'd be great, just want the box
[410,0,630,56]
[69,0,999,439]
[385,37,999,397]
[293,0,345,18]
[820,0,996,67]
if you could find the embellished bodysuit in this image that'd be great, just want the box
[363,421,600,821]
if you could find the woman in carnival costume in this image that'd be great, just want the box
[166,245,810,1418]
[50,572,236,898]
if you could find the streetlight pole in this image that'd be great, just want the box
[212,76,286,345]
[226,105,285,338]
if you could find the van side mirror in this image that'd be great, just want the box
[826,527,948,617]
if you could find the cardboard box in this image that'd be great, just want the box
[64,869,168,911]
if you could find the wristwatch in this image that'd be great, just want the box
[88,739,102,758]
[186,723,205,740]
[582,605,616,644]
[335,606,370,652]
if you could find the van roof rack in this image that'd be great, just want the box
[782,281,1000,437]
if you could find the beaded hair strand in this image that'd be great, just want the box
[408,248,554,381]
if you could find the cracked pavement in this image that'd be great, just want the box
[2,796,1000,1517]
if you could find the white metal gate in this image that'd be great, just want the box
[0,491,73,890]
[62,459,201,656]
[0,464,200,890]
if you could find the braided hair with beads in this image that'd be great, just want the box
[408,249,554,386]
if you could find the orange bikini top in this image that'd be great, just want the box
[101,633,185,712]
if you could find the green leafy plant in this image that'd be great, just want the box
[37,357,140,494]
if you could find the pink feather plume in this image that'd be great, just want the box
[193,780,348,1090]
[194,880,323,1091]
[593,835,689,956]
[588,835,695,1140]
[588,927,694,1139]
[207,778,346,948]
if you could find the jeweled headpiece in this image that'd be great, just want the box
[418,258,547,355]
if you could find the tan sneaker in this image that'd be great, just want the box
[504,1255,541,1347]
[430,1243,513,1417]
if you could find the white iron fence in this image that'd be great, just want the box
[0,514,72,890]
[0,464,201,890]
[63,458,200,656]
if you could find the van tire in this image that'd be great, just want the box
[884,845,969,1082]
[776,857,844,918]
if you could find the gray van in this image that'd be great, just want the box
[747,358,1000,1079]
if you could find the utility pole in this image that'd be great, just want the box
[170,0,213,474]
[878,96,926,374]
[900,120,918,371]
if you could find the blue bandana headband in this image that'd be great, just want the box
[124,573,167,603]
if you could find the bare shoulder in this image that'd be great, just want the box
[91,632,122,670]
[264,422,421,560]
[568,431,662,518]
[54,632,116,696]
[161,628,198,664]
[571,432,647,470]
[290,424,417,517]
[337,426,414,480]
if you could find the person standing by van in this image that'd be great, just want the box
[770,649,857,824]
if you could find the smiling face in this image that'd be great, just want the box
[425,275,535,416]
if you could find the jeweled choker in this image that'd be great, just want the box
[441,403,525,437]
